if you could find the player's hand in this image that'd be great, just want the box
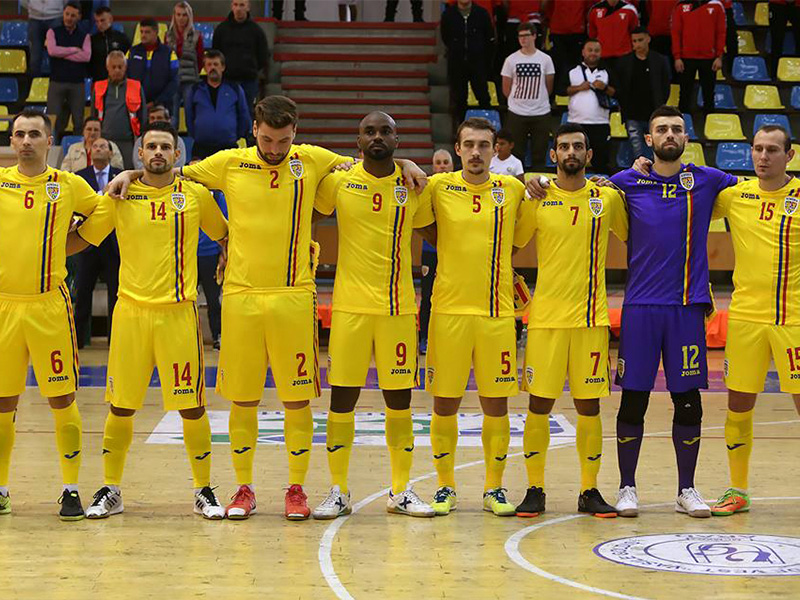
[674,59,685,73]
[712,57,723,72]
[632,156,653,175]
[332,161,355,172]
[400,161,428,193]
[106,170,142,199]
[215,243,227,285]
[525,174,550,199]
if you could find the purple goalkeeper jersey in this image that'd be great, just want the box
[610,164,737,306]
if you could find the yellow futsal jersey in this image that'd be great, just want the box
[529,180,628,328]
[182,144,349,294]
[0,166,98,296]
[429,171,535,317]
[316,162,434,315]
[78,179,227,305]
[714,177,800,325]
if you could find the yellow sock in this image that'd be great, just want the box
[182,413,212,489]
[52,402,82,486]
[725,409,753,491]
[285,405,313,486]
[0,411,16,487]
[482,413,510,491]
[385,407,414,495]
[326,410,354,493]
[229,404,258,486]
[102,412,133,486]
[523,411,549,489]
[576,414,603,492]
[431,412,457,488]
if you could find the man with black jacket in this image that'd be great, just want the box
[615,27,670,161]
[90,6,130,82]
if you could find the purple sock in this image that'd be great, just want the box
[616,420,644,489]
[672,422,701,492]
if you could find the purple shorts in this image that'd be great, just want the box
[615,304,708,393]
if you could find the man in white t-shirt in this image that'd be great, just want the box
[566,38,615,173]
[501,22,555,169]
[489,129,525,182]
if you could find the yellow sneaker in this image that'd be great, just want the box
[711,488,750,516]
[483,487,516,517]
[0,492,10,515]
[430,486,457,516]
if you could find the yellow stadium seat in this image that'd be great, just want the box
[778,57,800,82]
[744,85,784,109]
[133,22,168,46]
[0,49,26,73]
[682,142,706,166]
[737,30,757,55]
[667,84,679,107]
[555,95,568,106]
[610,112,627,138]
[26,77,49,103]
[237,138,247,148]
[468,82,499,107]
[788,144,800,172]
[705,114,745,140]
[755,2,768,26]
[0,105,8,132]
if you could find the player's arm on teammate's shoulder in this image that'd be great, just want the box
[631,155,652,175]
[69,194,116,255]
[314,169,343,220]
[711,186,735,221]
[525,174,551,200]
[106,168,145,199]
[513,180,538,249]
[609,189,629,242]
[395,158,427,193]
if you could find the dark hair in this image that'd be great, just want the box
[148,104,171,118]
[83,116,101,129]
[204,48,225,65]
[755,125,792,152]
[64,1,81,13]
[11,108,51,135]
[254,95,298,129]
[517,22,537,36]
[648,105,684,132]
[496,128,514,143]
[631,26,649,36]
[552,123,590,150]
[583,37,601,47]
[94,6,112,16]
[141,120,179,146]
[139,17,158,30]
[456,117,497,145]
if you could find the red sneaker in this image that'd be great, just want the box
[226,485,257,520]
[285,484,310,520]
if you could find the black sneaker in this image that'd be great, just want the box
[212,337,221,351]
[59,489,85,521]
[516,486,546,517]
[578,488,617,518]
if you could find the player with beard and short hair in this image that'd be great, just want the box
[310,112,437,519]
[514,123,628,518]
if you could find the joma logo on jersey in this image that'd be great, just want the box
[48,375,68,383]
[173,388,193,396]
[127,194,149,200]
[445,184,466,192]
[636,179,657,185]
[345,182,367,190]
[0,182,20,189]
[541,200,563,207]
[681,369,701,377]
[495,376,516,383]
[391,368,413,375]
[741,193,760,200]
[293,378,313,386]
[238,162,262,170]
[585,376,606,384]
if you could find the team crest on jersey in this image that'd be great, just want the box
[491,187,505,206]
[289,159,304,179]
[589,197,603,217]
[171,193,186,211]
[45,182,61,202]
[679,172,695,191]
[394,186,408,205]
[525,366,534,386]
[617,358,625,379]
[785,196,799,216]
[427,367,435,385]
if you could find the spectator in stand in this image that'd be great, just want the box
[273,0,307,21]
[432,148,455,173]
[501,22,554,169]
[61,116,125,171]
[639,0,676,64]
[587,0,640,73]
[90,6,130,82]
[74,137,121,348]
[91,50,147,169]
[45,2,90,142]
[616,27,671,161]
[769,0,800,77]
[213,0,270,119]
[339,0,358,21]
[165,2,204,130]
[490,129,525,181]
[385,0,424,22]
[23,0,66,77]
[441,0,496,130]
[186,50,249,159]
[722,0,737,72]
[672,0,726,115]
[566,38,615,172]
[542,0,592,94]
[499,1,543,60]
[132,105,188,169]
[127,18,179,109]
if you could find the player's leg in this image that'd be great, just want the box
[0,396,19,515]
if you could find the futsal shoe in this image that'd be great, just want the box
[226,485,257,520]
[194,486,225,520]
[312,485,352,520]
[676,487,711,518]
[85,486,123,519]
[285,484,311,520]
[578,488,618,518]
[0,492,10,515]
[483,488,516,516]
[615,485,639,517]
[387,488,435,517]
[430,486,457,516]
[516,486,546,518]
[58,489,85,521]
[711,488,751,516]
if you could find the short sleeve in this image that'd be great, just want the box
[512,178,537,247]
[512,158,524,176]
[197,185,228,241]
[181,150,230,190]
[70,173,100,219]
[717,169,739,193]
[77,194,116,247]
[713,185,735,220]
[412,185,434,228]
[500,55,514,78]
[544,54,555,76]
[308,144,353,175]
[314,170,344,215]
[607,189,629,242]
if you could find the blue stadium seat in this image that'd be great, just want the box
[732,56,770,82]
[766,31,796,54]
[697,84,736,109]
[732,2,746,26]
[683,113,698,140]
[85,78,92,103]
[716,143,753,171]
[41,51,50,75]
[195,23,214,49]
[60,135,82,152]
[753,114,792,138]
[183,136,194,161]
[792,86,800,109]
[0,21,28,46]
[465,109,501,131]
[0,77,18,102]
[617,141,633,169]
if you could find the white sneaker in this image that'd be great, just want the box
[312,485,352,520]
[85,486,123,519]
[616,485,639,517]
[194,486,225,520]
[676,487,711,518]
[387,488,435,518]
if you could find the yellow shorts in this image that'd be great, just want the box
[106,298,205,411]
[217,290,320,402]
[725,319,800,394]
[328,311,418,390]
[523,327,610,399]
[0,284,79,398]
[425,313,518,398]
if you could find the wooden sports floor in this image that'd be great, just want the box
[3,346,800,600]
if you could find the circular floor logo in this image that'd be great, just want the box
[594,534,800,576]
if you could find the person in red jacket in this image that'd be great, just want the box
[542,0,592,93]
[672,0,726,114]
[587,0,640,72]
[769,0,800,77]
[639,0,677,65]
